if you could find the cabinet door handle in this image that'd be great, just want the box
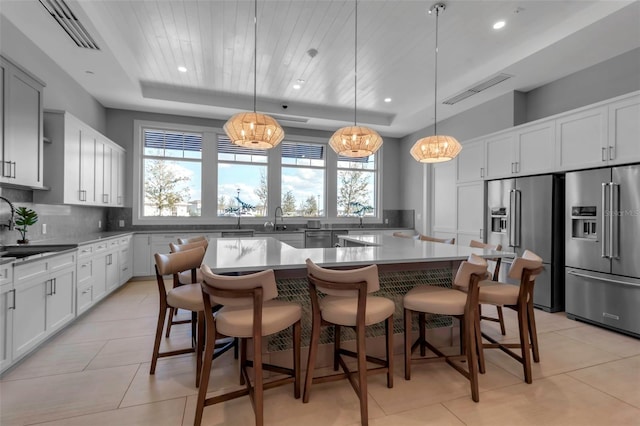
[480,167,484,178]
[53,278,57,295]
[9,289,16,310]
[47,279,53,296]
[479,228,484,239]
[103,194,109,204]
[11,162,16,178]
[601,147,607,162]
[79,190,87,202]
[609,146,615,161]
[2,161,10,177]
[516,162,520,173]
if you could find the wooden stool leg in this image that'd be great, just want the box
[517,306,533,384]
[418,313,426,356]
[334,325,341,371]
[475,309,486,374]
[195,311,204,387]
[356,324,368,426]
[239,338,247,385]
[464,313,479,402]
[527,301,540,362]
[303,308,322,403]
[253,334,264,426]
[165,307,174,338]
[385,315,394,388]
[293,321,301,399]
[150,305,167,374]
[194,312,216,426]
[497,306,506,335]
[404,309,412,380]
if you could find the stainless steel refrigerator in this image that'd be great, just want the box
[486,174,565,312]
[565,165,640,337]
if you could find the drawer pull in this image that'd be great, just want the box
[81,287,92,295]
[9,289,16,310]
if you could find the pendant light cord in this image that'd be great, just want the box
[253,0,257,113]
[433,5,439,136]
[354,0,358,126]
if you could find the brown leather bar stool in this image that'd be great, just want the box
[304,259,394,426]
[468,240,506,335]
[477,250,544,383]
[403,254,488,402]
[178,235,207,245]
[164,239,209,338]
[195,265,301,426]
[151,247,206,387]
[419,234,456,244]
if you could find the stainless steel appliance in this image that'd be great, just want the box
[486,174,565,312]
[565,165,640,337]
[305,230,332,248]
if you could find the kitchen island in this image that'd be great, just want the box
[202,236,513,351]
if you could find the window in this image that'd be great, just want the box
[217,135,268,217]
[280,142,326,217]
[337,154,377,217]
[142,129,202,217]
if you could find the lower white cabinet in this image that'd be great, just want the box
[0,280,14,372]
[118,235,133,285]
[11,251,76,362]
[133,234,151,276]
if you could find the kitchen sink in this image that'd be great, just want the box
[0,244,77,260]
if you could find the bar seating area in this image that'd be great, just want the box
[2,234,638,426]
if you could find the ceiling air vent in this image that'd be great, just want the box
[442,73,513,105]
[269,114,309,124]
[39,0,100,50]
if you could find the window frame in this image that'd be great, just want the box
[280,140,327,218]
[132,120,383,226]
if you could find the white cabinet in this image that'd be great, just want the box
[432,161,457,233]
[556,106,608,170]
[11,251,76,361]
[76,253,94,316]
[34,111,125,206]
[608,94,640,165]
[456,182,484,243]
[515,121,556,175]
[116,150,126,206]
[118,235,133,285]
[0,55,44,188]
[456,139,485,183]
[133,234,152,276]
[0,265,14,372]
[485,133,515,179]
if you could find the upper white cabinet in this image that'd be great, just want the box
[556,105,608,170]
[607,94,640,165]
[0,55,45,188]
[432,160,457,233]
[456,139,485,183]
[515,121,556,175]
[485,133,515,179]
[34,111,126,207]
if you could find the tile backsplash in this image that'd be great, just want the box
[0,187,107,246]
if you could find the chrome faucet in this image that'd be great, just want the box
[0,196,15,230]
[274,206,284,230]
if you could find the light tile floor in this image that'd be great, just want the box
[1,279,639,425]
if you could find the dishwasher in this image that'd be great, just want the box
[304,230,333,248]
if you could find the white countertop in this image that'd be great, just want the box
[202,235,514,273]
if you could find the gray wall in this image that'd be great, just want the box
[0,15,106,132]
[525,47,640,122]
[106,108,402,216]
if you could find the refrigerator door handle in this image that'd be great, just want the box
[610,182,619,259]
[567,270,640,289]
[509,189,520,248]
[601,182,609,258]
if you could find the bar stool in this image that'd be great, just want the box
[163,239,208,338]
[477,250,544,383]
[195,265,301,426]
[467,240,506,335]
[304,259,394,426]
[419,234,455,244]
[403,254,488,402]
[178,235,207,245]
[151,247,206,387]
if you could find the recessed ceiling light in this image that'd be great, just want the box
[384,98,392,103]
[85,70,94,75]
[297,79,305,84]
[293,84,301,90]
[493,20,505,30]
[178,66,187,73]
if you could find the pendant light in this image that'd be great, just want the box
[224,0,284,149]
[410,3,462,163]
[328,0,383,158]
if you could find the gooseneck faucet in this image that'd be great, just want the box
[0,196,15,230]
[274,206,284,230]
